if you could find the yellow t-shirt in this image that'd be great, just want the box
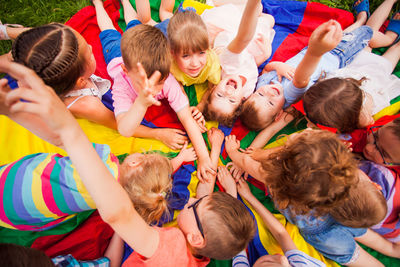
[170,49,221,86]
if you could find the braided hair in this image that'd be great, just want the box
[12,23,83,96]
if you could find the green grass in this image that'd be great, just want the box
[0,0,399,55]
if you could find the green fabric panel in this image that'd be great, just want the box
[184,84,199,106]
[118,0,184,30]
[0,210,94,247]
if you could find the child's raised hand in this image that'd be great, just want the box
[226,162,248,181]
[308,20,342,57]
[136,62,162,107]
[156,128,188,150]
[207,127,224,149]
[236,178,253,201]
[217,166,237,197]
[225,135,241,154]
[176,141,197,162]
[190,106,207,133]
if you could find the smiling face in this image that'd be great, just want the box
[363,122,400,165]
[174,50,207,77]
[208,75,245,115]
[249,83,285,116]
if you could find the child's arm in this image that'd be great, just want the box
[249,112,293,149]
[227,0,262,54]
[177,106,216,183]
[262,62,296,82]
[237,179,297,252]
[115,63,162,137]
[104,232,124,267]
[170,141,197,172]
[196,127,224,197]
[217,165,238,198]
[133,125,188,150]
[293,20,342,89]
[5,62,160,259]
[66,96,117,129]
[355,229,400,258]
[225,135,264,180]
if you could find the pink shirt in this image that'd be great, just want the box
[122,227,210,267]
[108,57,189,116]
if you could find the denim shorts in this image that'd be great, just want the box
[330,25,373,68]
[302,224,367,264]
[99,19,141,65]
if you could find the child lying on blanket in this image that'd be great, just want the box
[1,23,117,129]
[240,19,372,133]
[224,129,400,266]
[198,0,275,127]
[303,0,400,133]
[216,165,326,267]
[0,66,196,230]
[2,62,256,264]
[93,0,215,182]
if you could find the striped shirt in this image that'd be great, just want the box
[0,144,119,231]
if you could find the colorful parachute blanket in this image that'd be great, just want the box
[1,0,400,266]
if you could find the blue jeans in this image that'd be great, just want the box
[100,19,170,65]
[330,25,373,68]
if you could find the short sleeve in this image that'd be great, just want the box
[107,57,138,116]
[283,81,307,109]
[161,74,189,112]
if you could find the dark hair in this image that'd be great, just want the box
[388,117,400,142]
[0,243,54,267]
[12,23,82,97]
[121,24,171,81]
[253,130,359,216]
[303,77,367,133]
[167,10,209,54]
[193,192,255,260]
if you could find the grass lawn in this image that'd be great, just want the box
[0,0,399,55]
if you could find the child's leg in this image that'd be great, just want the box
[367,0,398,48]
[132,0,156,25]
[381,38,400,69]
[0,23,27,40]
[345,245,383,267]
[159,0,174,21]
[344,0,369,33]
[120,0,139,24]
[92,0,116,31]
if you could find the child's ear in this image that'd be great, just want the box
[305,117,317,129]
[75,77,87,88]
[186,232,205,249]
[274,109,284,122]
[125,158,143,168]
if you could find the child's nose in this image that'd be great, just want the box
[190,56,200,66]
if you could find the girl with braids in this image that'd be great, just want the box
[224,129,400,266]
[6,23,117,129]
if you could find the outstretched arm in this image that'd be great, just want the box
[3,61,159,259]
[227,0,262,54]
[293,20,342,89]
[237,179,297,252]
[355,229,400,259]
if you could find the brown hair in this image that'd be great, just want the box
[387,117,400,142]
[330,175,387,228]
[0,243,54,267]
[119,153,172,224]
[12,23,84,97]
[303,77,367,133]
[121,24,171,81]
[193,192,255,260]
[253,130,359,216]
[240,97,276,131]
[167,10,209,54]
[203,88,243,127]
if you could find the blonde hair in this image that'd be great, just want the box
[121,24,171,80]
[253,130,359,216]
[167,10,209,54]
[119,153,172,224]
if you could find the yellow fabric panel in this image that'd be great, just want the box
[182,0,213,14]
[373,101,400,121]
